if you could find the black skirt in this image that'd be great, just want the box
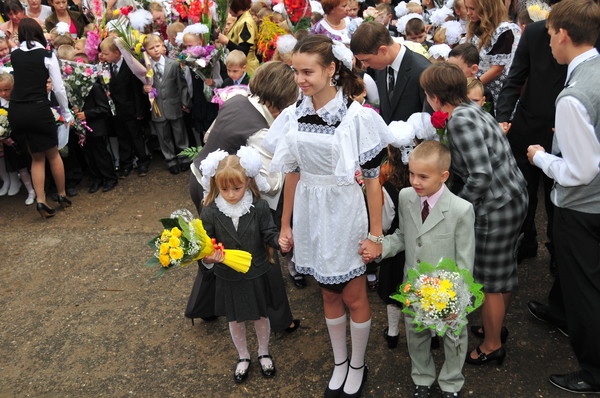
[8,101,57,153]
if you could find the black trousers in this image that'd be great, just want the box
[554,207,600,384]
[83,135,117,185]
[114,116,149,169]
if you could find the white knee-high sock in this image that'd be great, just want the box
[19,168,34,193]
[7,172,21,196]
[344,318,371,394]
[387,304,402,336]
[229,321,250,372]
[326,314,348,390]
[254,317,272,368]
[0,156,8,196]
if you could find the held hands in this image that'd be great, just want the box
[499,122,511,134]
[527,145,546,165]
[143,84,153,93]
[358,239,382,264]
[278,226,294,253]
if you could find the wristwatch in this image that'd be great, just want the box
[367,233,384,244]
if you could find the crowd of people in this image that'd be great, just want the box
[0,0,599,396]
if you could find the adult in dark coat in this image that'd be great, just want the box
[495,19,569,334]
[185,61,300,332]
[351,21,431,124]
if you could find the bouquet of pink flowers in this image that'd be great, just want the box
[211,84,250,108]
[178,44,218,81]
[61,59,100,141]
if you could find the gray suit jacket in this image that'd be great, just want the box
[201,198,280,281]
[381,186,475,276]
[152,57,190,121]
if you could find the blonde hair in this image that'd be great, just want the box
[0,71,14,85]
[57,45,76,61]
[53,33,75,48]
[203,155,261,206]
[226,49,247,66]
[167,21,185,38]
[100,37,119,52]
[143,33,163,48]
[148,1,164,12]
[433,26,446,44]
[406,2,423,14]
[466,77,484,94]
[183,32,203,46]
[410,140,451,172]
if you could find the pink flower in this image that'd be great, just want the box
[64,64,73,75]
[76,58,85,63]
[85,67,93,76]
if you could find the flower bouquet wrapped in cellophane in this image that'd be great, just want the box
[391,258,484,345]
[145,209,252,277]
[0,108,10,138]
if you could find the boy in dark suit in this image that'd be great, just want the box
[142,34,191,175]
[100,37,151,178]
[221,49,250,88]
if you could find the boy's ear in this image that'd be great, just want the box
[470,63,478,76]
[440,170,450,183]
[242,64,247,71]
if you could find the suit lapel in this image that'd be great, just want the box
[390,49,412,111]
[215,212,244,247]
[418,187,451,236]
[236,208,255,239]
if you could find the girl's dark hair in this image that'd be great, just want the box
[18,18,47,49]
[4,0,24,15]
[293,35,363,98]
[230,0,252,14]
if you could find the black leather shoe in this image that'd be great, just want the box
[102,181,118,192]
[258,354,276,378]
[88,182,101,194]
[465,346,505,366]
[285,319,300,333]
[527,301,568,336]
[550,371,600,394]
[470,325,509,343]
[324,358,348,398]
[340,364,368,398]
[414,385,432,398]
[57,195,72,209]
[517,242,537,263]
[442,391,460,398]
[383,328,399,349]
[179,162,190,171]
[233,358,251,383]
[66,187,78,197]
[168,165,180,175]
[119,167,132,178]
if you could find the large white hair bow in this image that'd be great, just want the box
[199,149,229,191]
[237,146,271,192]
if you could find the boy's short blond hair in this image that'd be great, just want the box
[410,140,451,172]
[57,45,76,61]
[226,49,247,67]
[166,21,185,38]
[100,37,119,52]
[143,34,163,48]
[53,33,75,48]
[0,71,14,85]
[466,77,484,94]
[406,2,423,13]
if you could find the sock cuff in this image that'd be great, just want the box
[350,318,372,329]
[325,314,347,326]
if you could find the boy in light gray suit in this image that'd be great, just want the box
[362,141,475,398]
[143,34,191,175]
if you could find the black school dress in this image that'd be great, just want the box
[9,45,62,153]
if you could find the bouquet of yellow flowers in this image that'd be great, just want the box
[145,209,252,277]
[0,108,10,138]
[391,258,484,344]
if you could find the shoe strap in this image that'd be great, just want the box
[349,362,366,370]
[475,346,488,360]
[334,358,349,367]
[237,358,251,363]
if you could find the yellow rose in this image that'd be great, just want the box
[0,109,7,116]
[170,247,184,260]
[160,229,171,241]
[159,254,170,267]
[113,9,121,15]
[168,236,180,248]
[159,243,169,255]
[171,227,182,237]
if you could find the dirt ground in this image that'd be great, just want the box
[0,157,593,397]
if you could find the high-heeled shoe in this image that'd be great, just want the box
[233,358,251,383]
[465,346,506,365]
[36,202,56,219]
[324,358,348,398]
[340,364,368,398]
[57,195,72,209]
[470,325,509,343]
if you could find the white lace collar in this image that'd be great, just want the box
[215,190,254,221]
[296,88,348,125]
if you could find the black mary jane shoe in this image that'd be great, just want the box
[414,385,432,398]
[470,325,509,343]
[340,363,368,398]
[233,358,251,383]
[57,195,72,209]
[383,328,399,349]
[285,319,301,333]
[258,354,276,378]
[324,358,349,398]
[36,202,56,219]
[465,346,506,366]
[441,391,461,398]
[290,273,307,288]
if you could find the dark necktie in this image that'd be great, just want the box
[387,66,395,100]
[111,63,118,76]
[421,200,429,223]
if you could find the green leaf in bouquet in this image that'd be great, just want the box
[159,217,181,230]
[178,216,193,241]
[144,256,161,267]
[151,266,169,278]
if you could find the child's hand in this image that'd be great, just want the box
[76,111,86,121]
[278,226,294,253]
[205,78,215,87]
[527,144,545,165]
[216,33,229,45]
[358,239,382,264]
[203,249,225,264]
[143,84,152,93]
[3,138,14,146]
[182,105,190,113]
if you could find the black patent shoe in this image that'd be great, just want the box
[285,319,300,333]
[465,346,506,366]
[324,358,348,398]
[549,371,600,394]
[233,358,251,383]
[57,195,72,209]
[470,325,509,343]
[340,364,368,398]
[258,354,276,378]
[36,202,56,219]
[414,385,432,398]
[383,328,399,349]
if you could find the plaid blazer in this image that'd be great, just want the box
[448,102,527,216]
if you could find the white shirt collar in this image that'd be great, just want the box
[566,48,599,84]
[389,43,406,74]
[151,55,164,68]
[18,41,45,51]
[233,72,246,85]
[114,56,124,69]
